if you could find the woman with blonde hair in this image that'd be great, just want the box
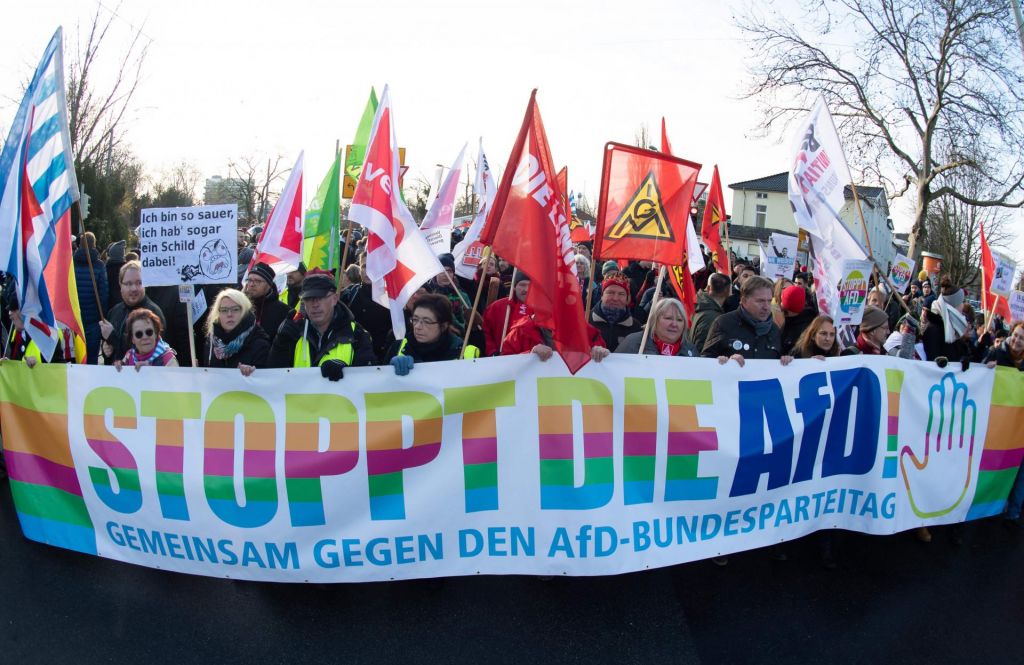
[614,297,698,357]
[201,288,270,376]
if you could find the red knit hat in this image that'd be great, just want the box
[780,285,806,315]
[601,273,632,302]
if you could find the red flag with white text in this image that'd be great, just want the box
[479,91,592,373]
[350,86,443,341]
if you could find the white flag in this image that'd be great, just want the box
[452,139,498,279]
[251,151,303,289]
[420,144,467,256]
[788,96,868,318]
[349,86,443,341]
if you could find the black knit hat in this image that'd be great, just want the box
[249,262,276,287]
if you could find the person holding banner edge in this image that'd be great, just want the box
[388,294,480,375]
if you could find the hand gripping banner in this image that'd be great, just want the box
[1,356,1021,583]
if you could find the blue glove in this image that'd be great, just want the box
[390,355,414,376]
[320,359,346,381]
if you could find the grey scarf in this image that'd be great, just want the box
[738,305,774,337]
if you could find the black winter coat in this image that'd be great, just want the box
[268,303,376,369]
[700,308,783,359]
[73,247,108,324]
[201,314,271,369]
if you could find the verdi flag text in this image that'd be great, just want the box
[480,90,592,374]
[349,86,443,341]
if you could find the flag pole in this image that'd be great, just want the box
[498,266,519,354]
[74,199,106,323]
[461,245,492,358]
[722,214,733,275]
[584,250,597,320]
[637,265,667,354]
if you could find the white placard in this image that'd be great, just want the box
[1009,290,1024,323]
[835,259,873,326]
[759,233,798,281]
[989,251,1017,298]
[887,253,916,294]
[191,288,208,321]
[139,204,238,286]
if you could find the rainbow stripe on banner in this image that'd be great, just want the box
[538,378,613,509]
[0,363,95,554]
[664,380,719,501]
[883,369,903,479]
[967,368,1024,520]
[443,382,515,514]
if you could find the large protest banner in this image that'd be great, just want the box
[1,356,1022,582]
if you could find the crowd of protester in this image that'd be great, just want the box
[2,225,1023,569]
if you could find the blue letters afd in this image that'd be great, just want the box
[729,369,881,497]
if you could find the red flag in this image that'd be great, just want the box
[594,142,700,266]
[658,121,698,319]
[701,165,729,275]
[981,222,1012,320]
[252,152,303,278]
[479,91,592,373]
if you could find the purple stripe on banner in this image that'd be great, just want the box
[462,437,497,465]
[367,442,442,475]
[203,448,276,478]
[539,433,614,460]
[540,433,574,460]
[623,431,656,457]
[980,447,1024,472]
[887,416,899,436]
[155,445,183,474]
[284,450,359,478]
[87,439,137,470]
[667,431,717,457]
[5,450,82,496]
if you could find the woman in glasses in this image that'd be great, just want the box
[115,308,178,370]
[388,293,480,375]
[201,289,270,376]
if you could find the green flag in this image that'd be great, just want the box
[345,87,378,183]
[303,150,342,272]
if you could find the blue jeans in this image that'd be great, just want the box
[1007,458,1024,520]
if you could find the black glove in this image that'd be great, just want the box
[961,357,971,373]
[935,356,948,368]
[320,359,346,381]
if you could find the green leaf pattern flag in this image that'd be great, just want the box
[302,151,342,271]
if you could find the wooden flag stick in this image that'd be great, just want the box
[637,265,667,354]
[584,251,598,320]
[498,266,519,354]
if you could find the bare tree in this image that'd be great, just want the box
[735,0,1024,259]
[163,160,202,203]
[67,3,149,171]
[227,154,289,225]
[633,123,654,150]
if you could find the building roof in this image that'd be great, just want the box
[728,171,887,202]
[728,172,789,193]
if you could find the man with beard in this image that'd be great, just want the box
[243,262,292,342]
[99,260,167,364]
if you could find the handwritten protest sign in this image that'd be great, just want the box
[139,204,238,286]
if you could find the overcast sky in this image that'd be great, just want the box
[2,0,1022,260]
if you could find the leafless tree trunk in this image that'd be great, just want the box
[227,154,288,225]
[735,0,1024,260]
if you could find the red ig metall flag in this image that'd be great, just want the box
[480,90,593,373]
[701,164,729,275]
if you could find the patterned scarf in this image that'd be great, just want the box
[125,339,173,366]
[211,315,255,360]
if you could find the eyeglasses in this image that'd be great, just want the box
[410,317,439,327]
[218,306,243,315]
[134,328,155,339]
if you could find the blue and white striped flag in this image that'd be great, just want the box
[0,27,81,361]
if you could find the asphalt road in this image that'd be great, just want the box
[1,481,1021,664]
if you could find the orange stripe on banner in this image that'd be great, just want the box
[983,405,1024,452]
[364,418,442,451]
[887,392,900,416]
[668,405,711,433]
[82,413,137,441]
[285,421,359,453]
[0,403,73,467]
[538,405,613,435]
[462,411,497,440]
[203,421,277,450]
[625,404,658,432]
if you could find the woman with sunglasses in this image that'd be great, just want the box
[388,293,480,375]
[115,308,178,370]
[202,289,270,376]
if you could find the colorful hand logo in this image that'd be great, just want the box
[899,373,977,519]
